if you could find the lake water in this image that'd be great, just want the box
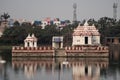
[0,56,120,80]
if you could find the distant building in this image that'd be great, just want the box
[8,19,14,27]
[40,18,71,29]
[53,20,61,26]
[33,21,41,26]
[6,18,71,29]
[72,21,100,46]
[41,21,48,29]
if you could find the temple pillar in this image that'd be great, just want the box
[88,36,92,44]
[34,41,37,47]
[24,41,28,47]
[96,36,100,44]
[29,41,33,47]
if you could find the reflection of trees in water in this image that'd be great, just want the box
[12,58,55,79]
[100,64,120,80]
[0,49,11,61]
[109,44,120,63]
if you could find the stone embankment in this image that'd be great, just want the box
[12,46,54,57]
[65,46,109,57]
[12,45,109,57]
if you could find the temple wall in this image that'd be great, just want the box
[72,36,100,46]
[95,36,100,44]
[72,36,84,46]
[88,36,92,44]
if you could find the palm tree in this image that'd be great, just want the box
[1,12,10,21]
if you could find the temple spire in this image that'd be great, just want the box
[27,34,31,38]
[84,21,89,26]
[31,33,35,37]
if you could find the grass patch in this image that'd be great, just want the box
[0,45,12,50]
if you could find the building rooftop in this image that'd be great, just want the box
[24,33,37,42]
[73,21,100,36]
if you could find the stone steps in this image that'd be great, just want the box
[55,49,66,57]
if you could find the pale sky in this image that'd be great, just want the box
[0,0,120,21]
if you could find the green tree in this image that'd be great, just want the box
[1,26,27,44]
[61,25,73,46]
[1,16,120,46]
[1,12,10,21]
[97,17,117,43]
[39,25,59,45]
[21,22,32,27]
[13,20,20,26]
[13,21,20,26]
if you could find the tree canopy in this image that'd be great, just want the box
[0,17,120,45]
[1,12,10,21]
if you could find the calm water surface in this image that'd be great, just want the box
[0,56,120,80]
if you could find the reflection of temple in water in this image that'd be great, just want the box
[73,65,100,80]
[12,58,108,80]
[0,62,5,80]
[12,58,55,79]
[61,58,108,80]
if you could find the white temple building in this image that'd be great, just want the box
[24,34,37,47]
[72,21,100,46]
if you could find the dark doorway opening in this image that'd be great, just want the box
[85,37,88,44]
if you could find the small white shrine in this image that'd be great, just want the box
[72,21,100,46]
[52,36,63,49]
[24,33,37,47]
